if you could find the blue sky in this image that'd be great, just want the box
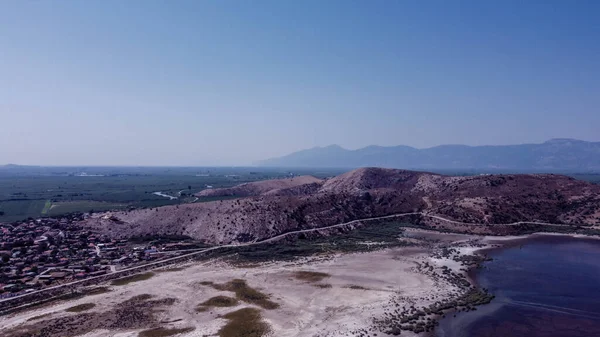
[1,1,599,165]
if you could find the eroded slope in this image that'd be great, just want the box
[82,168,600,244]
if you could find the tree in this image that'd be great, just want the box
[0,211,4,216]
[188,185,192,190]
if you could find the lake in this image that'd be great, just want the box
[436,235,600,337]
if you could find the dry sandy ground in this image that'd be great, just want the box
[0,244,472,337]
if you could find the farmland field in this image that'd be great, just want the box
[0,200,48,222]
[46,201,127,216]
[1,165,597,224]
[0,166,345,223]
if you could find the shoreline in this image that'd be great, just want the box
[2,229,599,337]
[435,231,600,337]
[474,231,600,256]
[425,230,600,337]
[461,231,600,292]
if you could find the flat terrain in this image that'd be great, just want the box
[0,166,344,223]
[0,235,473,337]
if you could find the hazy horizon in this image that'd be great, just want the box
[3,137,600,168]
[2,1,599,166]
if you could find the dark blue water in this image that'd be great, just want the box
[436,236,600,337]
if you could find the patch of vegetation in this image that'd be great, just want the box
[111,272,155,286]
[219,308,270,337]
[577,228,600,236]
[129,235,197,244]
[226,222,415,264]
[156,267,187,273]
[233,262,263,269]
[345,285,367,290]
[0,199,47,222]
[2,292,179,337]
[201,295,239,308]
[314,283,332,289]
[200,279,279,310]
[1,287,111,317]
[138,327,195,337]
[130,294,154,301]
[84,286,112,296]
[65,303,96,312]
[293,271,331,282]
[26,313,52,321]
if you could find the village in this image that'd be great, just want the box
[0,213,195,298]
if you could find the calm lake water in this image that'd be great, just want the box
[436,236,600,337]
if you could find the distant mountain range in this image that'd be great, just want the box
[258,139,600,171]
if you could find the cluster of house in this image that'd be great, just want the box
[0,214,186,298]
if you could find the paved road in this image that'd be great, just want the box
[0,212,573,304]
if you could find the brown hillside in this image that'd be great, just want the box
[82,168,600,244]
[321,167,435,193]
[195,175,323,198]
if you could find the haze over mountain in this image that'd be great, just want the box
[258,139,600,171]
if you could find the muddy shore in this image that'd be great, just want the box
[2,230,598,337]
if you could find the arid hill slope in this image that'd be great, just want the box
[196,175,323,197]
[82,168,600,244]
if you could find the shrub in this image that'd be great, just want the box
[65,303,96,312]
[219,308,269,337]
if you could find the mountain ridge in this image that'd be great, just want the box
[258,139,600,170]
[82,167,600,244]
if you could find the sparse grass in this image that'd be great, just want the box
[26,313,52,321]
[138,327,195,337]
[225,279,280,310]
[1,287,110,317]
[233,262,263,269]
[293,271,331,282]
[129,294,154,301]
[199,279,279,310]
[219,308,270,337]
[65,303,96,312]
[201,296,239,307]
[199,281,214,286]
[84,286,112,296]
[156,267,187,273]
[314,283,332,289]
[3,291,181,337]
[345,285,368,290]
[111,272,155,286]
[228,222,415,264]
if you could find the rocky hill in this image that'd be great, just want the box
[196,175,323,198]
[257,139,600,171]
[82,168,600,244]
